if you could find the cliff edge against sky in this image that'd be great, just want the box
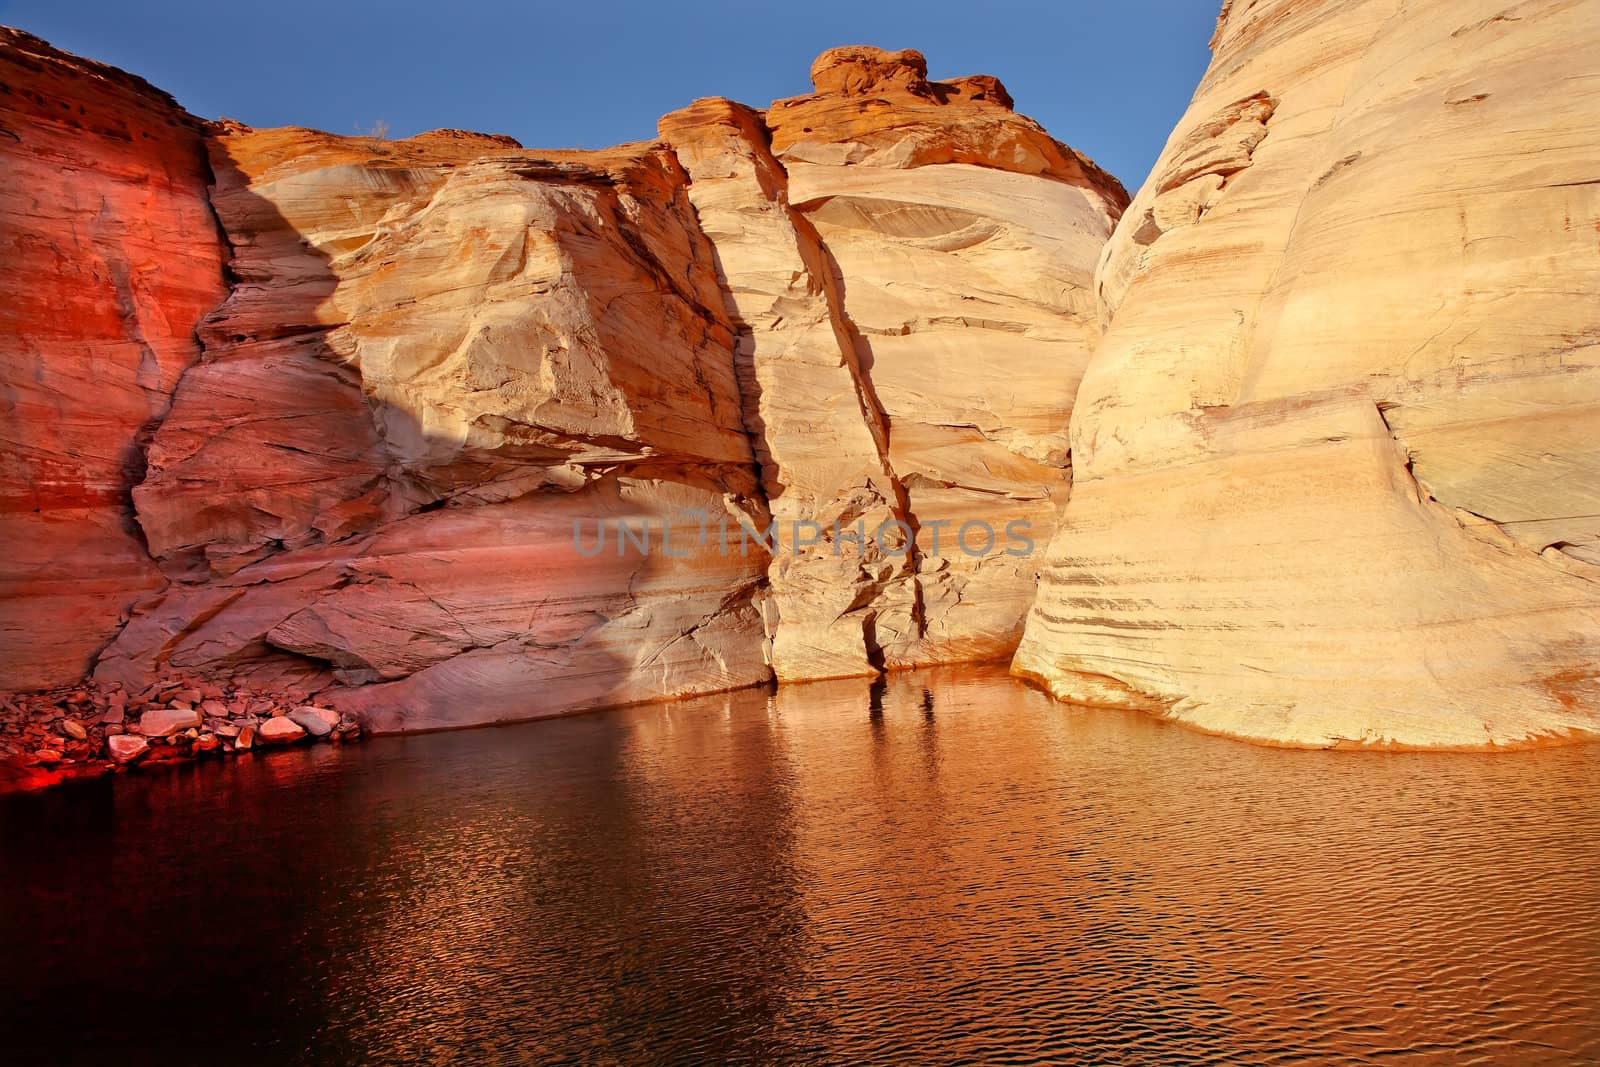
[1,0,1597,773]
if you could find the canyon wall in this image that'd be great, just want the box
[0,33,1123,733]
[0,28,227,690]
[10,7,1595,755]
[1014,0,1600,747]
[661,48,1124,681]
[93,127,775,732]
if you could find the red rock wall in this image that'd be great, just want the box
[0,28,227,689]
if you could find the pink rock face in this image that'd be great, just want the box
[94,124,774,730]
[0,34,1120,736]
[0,29,227,689]
[28,27,1591,753]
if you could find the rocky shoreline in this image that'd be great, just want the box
[0,675,361,793]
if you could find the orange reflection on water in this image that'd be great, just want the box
[3,665,1596,1063]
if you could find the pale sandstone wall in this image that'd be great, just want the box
[662,48,1125,681]
[1014,0,1600,748]
[659,97,919,683]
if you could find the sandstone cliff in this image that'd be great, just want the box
[10,10,1594,756]
[661,48,1124,681]
[92,127,775,731]
[1014,0,1600,748]
[0,28,227,690]
[0,33,1124,736]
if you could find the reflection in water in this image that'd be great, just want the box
[2,665,1597,1064]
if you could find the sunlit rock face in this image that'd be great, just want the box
[7,35,1123,731]
[0,28,228,690]
[94,125,774,729]
[661,48,1126,681]
[1014,0,1600,748]
[660,98,917,683]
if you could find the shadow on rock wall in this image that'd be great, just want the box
[91,130,776,732]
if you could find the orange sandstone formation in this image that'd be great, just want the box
[660,49,1124,680]
[3,5,1597,764]
[0,32,1123,745]
[96,128,774,732]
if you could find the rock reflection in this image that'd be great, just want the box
[319,690,813,1064]
[2,665,1597,1065]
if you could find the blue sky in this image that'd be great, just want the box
[0,0,1218,189]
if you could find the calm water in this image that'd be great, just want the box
[2,666,1597,1065]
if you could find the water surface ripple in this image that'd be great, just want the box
[3,666,1597,1064]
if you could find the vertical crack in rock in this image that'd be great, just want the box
[786,180,929,672]
[661,98,920,681]
[760,46,1127,671]
[663,46,1125,680]
[4,33,1124,733]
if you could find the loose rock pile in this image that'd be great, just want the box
[0,674,361,791]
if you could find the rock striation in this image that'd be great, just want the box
[1014,0,1600,748]
[93,125,775,732]
[8,12,1595,758]
[0,28,227,690]
[0,31,1123,744]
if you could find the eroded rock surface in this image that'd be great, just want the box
[661,49,1125,679]
[0,28,227,689]
[1014,0,1600,748]
[660,98,919,681]
[18,37,1119,733]
[24,19,1589,754]
[92,124,774,731]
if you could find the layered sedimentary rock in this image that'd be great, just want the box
[1,30,1121,735]
[659,97,919,682]
[776,55,1124,670]
[93,125,774,730]
[1015,0,1600,747]
[0,28,227,689]
[661,48,1125,680]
